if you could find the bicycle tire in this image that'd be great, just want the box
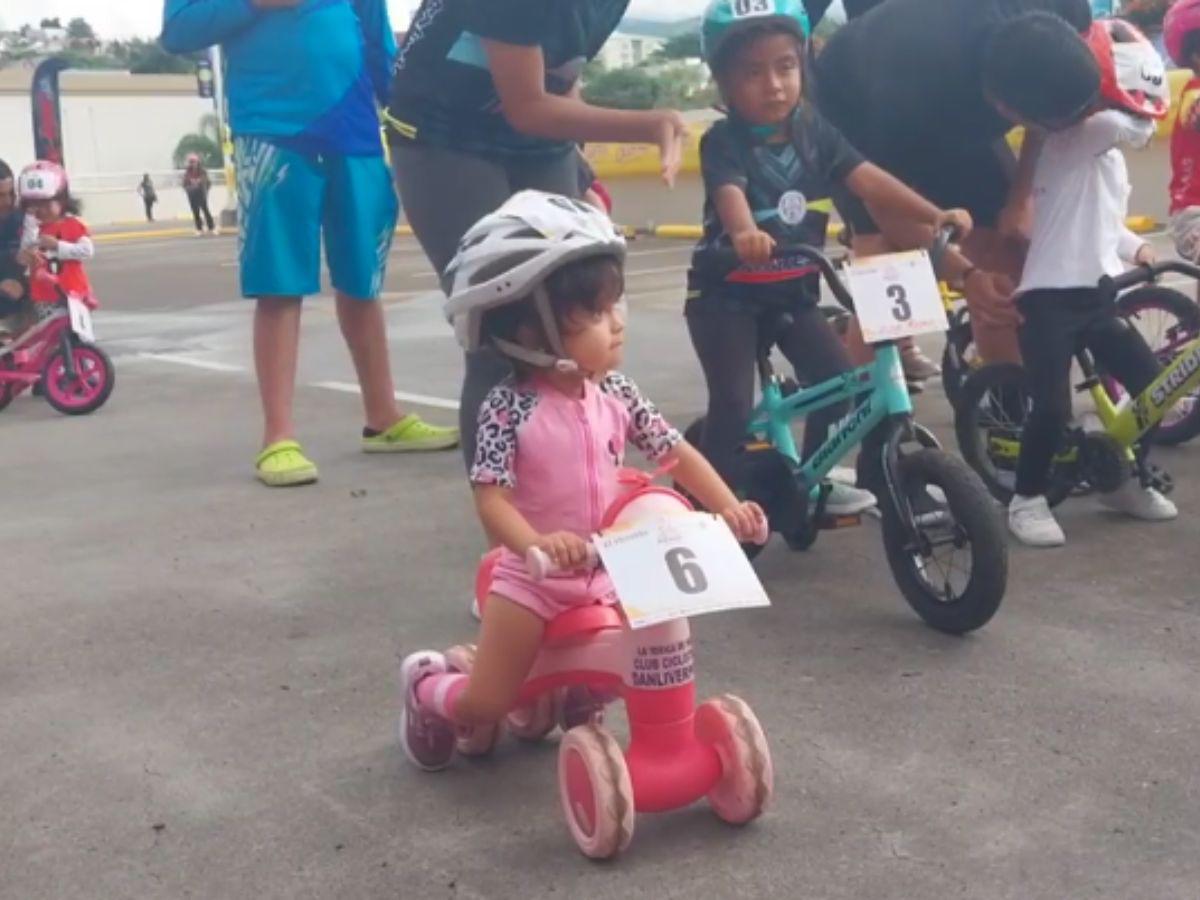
[953,363,1075,507]
[1116,285,1200,446]
[880,449,1007,635]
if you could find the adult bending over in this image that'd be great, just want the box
[387,0,688,466]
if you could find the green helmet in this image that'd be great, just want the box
[701,0,812,69]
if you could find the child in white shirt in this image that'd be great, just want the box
[1004,19,1175,547]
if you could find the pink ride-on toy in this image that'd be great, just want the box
[450,471,773,860]
[0,268,114,415]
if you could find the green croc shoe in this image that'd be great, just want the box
[256,439,319,487]
[362,414,459,453]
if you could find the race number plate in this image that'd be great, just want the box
[67,297,95,342]
[595,512,771,629]
[846,250,947,344]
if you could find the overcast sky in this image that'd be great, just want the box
[0,1,714,40]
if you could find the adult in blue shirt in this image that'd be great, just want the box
[162,0,460,489]
[387,0,688,469]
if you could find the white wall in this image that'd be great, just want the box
[0,89,217,224]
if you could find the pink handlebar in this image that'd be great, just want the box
[525,544,600,582]
[524,516,768,581]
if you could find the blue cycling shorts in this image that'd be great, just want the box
[235,136,398,300]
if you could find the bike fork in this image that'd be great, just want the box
[58,332,77,381]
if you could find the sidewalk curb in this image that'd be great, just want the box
[94,224,416,244]
[645,216,1163,240]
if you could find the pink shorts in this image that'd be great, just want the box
[489,552,619,622]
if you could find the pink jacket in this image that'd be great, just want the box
[471,371,682,540]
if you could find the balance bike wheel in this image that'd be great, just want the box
[954,363,1074,507]
[695,694,773,825]
[1116,286,1200,446]
[443,644,500,756]
[881,450,1008,635]
[557,724,635,859]
[42,342,115,416]
[506,691,557,742]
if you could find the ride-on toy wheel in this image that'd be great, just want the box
[695,694,773,825]
[443,644,500,757]
[506,692,557,742]
[42,342,114,416]
[557,724,635,859]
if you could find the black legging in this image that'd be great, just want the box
[686,299,881,490]
[188,191,215,232]
[1014,288,1163,496]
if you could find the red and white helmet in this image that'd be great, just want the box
[1165,0,1200,68]
[18,160,68,201]
[1086,18,1170,120]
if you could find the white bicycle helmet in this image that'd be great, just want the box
[444,190,626,371]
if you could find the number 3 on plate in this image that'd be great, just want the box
[887,283,912,322]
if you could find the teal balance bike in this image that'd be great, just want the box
[686,233,1007,635]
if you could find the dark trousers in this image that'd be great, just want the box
[1014,288,1163,496]
[188,191,215,232]
[143,198,155,222]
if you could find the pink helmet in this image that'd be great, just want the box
[1166,0,1200,68]
[18,160,68,201]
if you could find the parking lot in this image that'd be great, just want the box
[2,231,1198,899]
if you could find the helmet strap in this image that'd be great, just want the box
[489,285,581,374]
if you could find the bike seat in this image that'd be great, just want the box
[544,604,624,645]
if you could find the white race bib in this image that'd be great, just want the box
[845,250,948,344]
[596,512,770,629]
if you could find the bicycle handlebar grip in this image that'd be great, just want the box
[930,225,958,275]
[525,544,600,582]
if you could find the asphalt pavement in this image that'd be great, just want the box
[2,232,1199,899]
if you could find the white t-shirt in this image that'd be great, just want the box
[1018,110,1155,295]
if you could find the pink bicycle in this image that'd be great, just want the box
[0,268,114,415]
[450,472,773,860]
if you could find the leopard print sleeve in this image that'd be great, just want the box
[600,371,682,463]
[470,382,539,488]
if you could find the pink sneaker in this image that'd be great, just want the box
[399,651,455,771]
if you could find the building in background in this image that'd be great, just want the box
[594,18,678,69]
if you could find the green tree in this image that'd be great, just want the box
[131,40,197,74]
[174,113,224,168]
[39,17,63,29]
[582,67,660,109]
[66,17,95,42]
[653,31,702,61]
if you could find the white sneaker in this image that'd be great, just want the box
[902,347,941,380]
[1098,481,1178,521]
[194,229,204,237]
[1008,494,1066,547]
[823,481,877,515]
[213,226,222,236]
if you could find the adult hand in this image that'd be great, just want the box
[721,501,766,544]
[0,279,22,300]
[530,531,592,570]
[963,268,1021,329]
[37,235,59,252]
[653,110,688,188]
[997,196,1033,244]
[16,248,41,268]
[732,229,775,266]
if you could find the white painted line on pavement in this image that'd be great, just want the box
[311,380,460,411]
[138,353,246,373]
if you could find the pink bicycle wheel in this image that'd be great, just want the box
[42,343,114,415]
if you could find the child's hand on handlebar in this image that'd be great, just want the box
[16,248,42,268]
[720,501,767,544]
[37,235,59,252]
[1135,244,1157,266]
[732,229,775,266]
[935,208,973,241]
[530,531,592,570]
